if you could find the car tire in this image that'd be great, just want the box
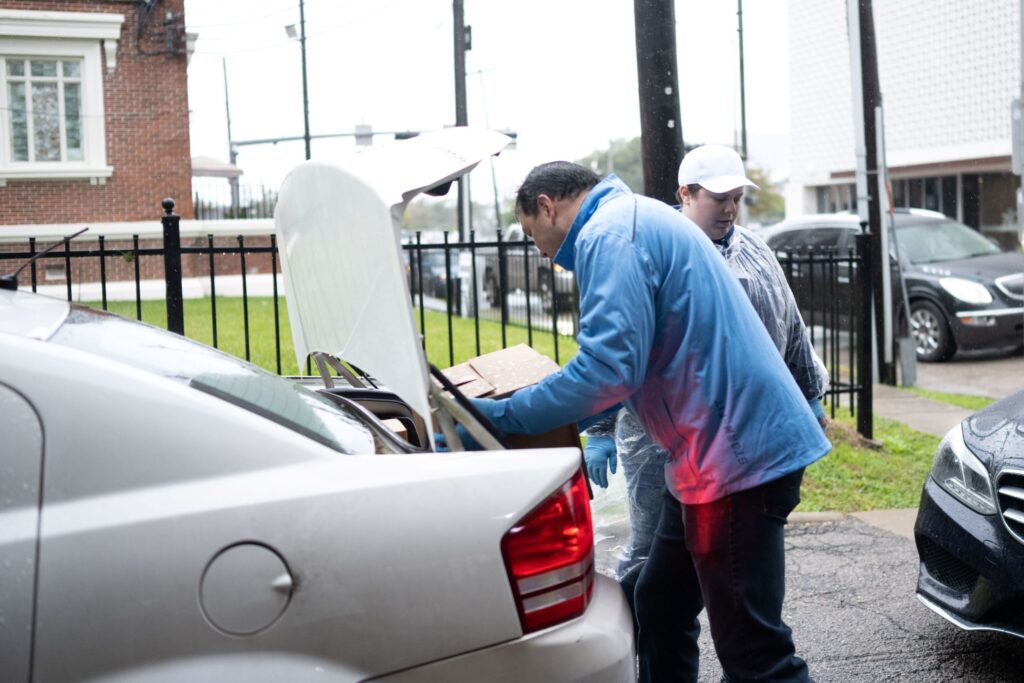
[484,275,499,305]
[911,301,955,362]
[537,268,552,293]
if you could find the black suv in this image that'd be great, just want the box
[763,209,1024,361]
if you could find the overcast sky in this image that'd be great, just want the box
[185,0,790,195]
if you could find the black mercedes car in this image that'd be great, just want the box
[762,209,1024,361]
[914,389,1024,638]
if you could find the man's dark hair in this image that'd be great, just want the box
[678,183,703,203]
[515,162,600,217]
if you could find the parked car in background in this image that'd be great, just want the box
[407,249,450,299]
[763,209,1024,361]
[914,389,1024,640]
[483,224,577,312]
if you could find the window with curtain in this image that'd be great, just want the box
[5,57,84,163]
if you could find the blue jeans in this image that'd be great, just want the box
[614,410,668,634]
[634,469,811,683]
[616,411,669,579]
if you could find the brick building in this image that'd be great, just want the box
[0,1,281,292]
[0,0,193,223]
[787,0,1021,249]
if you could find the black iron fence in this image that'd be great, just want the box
[0,201,873,436]
[403,230,579,367]
[193,183,278,220]
[776,233,874,438]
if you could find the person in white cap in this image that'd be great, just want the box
[582,144,829,681]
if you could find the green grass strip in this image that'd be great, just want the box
[905,386,996,411]
[797,414,940,512]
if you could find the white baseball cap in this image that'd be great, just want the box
[677,144,759,193]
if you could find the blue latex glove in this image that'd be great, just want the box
[433,398,507,451]
[584,435,618,489]
[808,398,827,432]
[433,424,482,452]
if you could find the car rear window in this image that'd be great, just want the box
[50,306,390,455]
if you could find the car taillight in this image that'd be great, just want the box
[501,469,595,633]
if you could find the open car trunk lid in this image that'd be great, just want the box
[274,128,513,440]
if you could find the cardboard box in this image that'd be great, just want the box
[381,418,409,441]
[442,344,582,451]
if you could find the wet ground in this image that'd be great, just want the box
[592,488,1024,682]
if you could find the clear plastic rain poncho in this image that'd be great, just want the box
[590,223,829,580]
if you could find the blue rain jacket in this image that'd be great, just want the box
[484,176,830,504]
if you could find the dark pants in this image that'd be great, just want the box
[634,469,811,683]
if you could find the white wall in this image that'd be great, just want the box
[787,0,1020,216]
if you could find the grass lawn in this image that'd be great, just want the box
[797,414,940,513]
[88,296,577,374]
[85,295,939,513]
[905,386,996,411]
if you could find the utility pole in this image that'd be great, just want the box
[299,0,311,160]
[223,58,240,215]
[453,0,470,239]
[737,0,748,161]
[634,0,683,204]
[848,0,895,385]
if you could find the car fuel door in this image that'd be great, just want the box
[0,383,43,683]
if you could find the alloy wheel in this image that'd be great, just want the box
[910,301,953,361]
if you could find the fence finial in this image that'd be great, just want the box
[163,198,176,214]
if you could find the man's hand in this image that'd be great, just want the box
[584,435,618,488]
[433,397,506,451]
[808,398,827,432]
[433,424,482,452]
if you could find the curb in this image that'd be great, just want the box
[789,511,846,524]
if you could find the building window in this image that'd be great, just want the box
[891,179,909,208]
[940,176,958,219]
[0,10,123,185]
[924,177,940,212]
[816,186,830,213]
[6,58,84,163]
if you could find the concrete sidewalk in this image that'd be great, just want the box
[871,383,971,439]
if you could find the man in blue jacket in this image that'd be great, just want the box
[585,144,830,644]
[472,161,830,682]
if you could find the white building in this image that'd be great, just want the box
[787,0,1021,248]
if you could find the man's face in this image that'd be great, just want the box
[518,194,570,259]
[680,185,745,240]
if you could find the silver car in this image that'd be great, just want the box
[0,129,635,683]
[0,289,634,683]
